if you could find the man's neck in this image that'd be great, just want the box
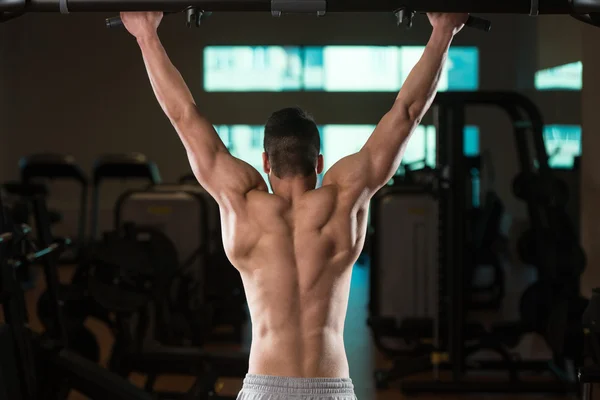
[270,175,316,202]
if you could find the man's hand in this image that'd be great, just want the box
[427,13,469,36]
[121,12,163,40]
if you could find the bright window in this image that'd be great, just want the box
[543,125,582,169]
[535,61,582,90]
[204,46,479,92]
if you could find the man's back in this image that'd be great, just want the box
[222,185,369,378]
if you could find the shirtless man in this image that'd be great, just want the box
[121,11,468,400]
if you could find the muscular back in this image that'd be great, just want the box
[220,185,369,378]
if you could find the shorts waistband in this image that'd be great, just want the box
[242,374,355,395]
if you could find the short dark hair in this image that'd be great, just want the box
[264,107,321,178]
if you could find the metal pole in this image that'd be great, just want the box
[4,0,573,13]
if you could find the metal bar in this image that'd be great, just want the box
[450,103,467,380]
[434,104,455,379]
[400,380,576,394]
[582,383,592,400]
[0,201,38,400]
[5,0,574,13]
[434,91,548,172]
[472,359,555,371]
[0,232,13,244]
[22,243,61,263]
[31,195,69,347]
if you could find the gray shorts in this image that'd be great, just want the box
[237,374,357,400]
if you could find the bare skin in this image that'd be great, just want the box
[121,12,468,378]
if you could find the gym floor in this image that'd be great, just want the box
[15,261,569,400]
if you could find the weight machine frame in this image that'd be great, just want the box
[369,91,579,394]
[402,92,572,394]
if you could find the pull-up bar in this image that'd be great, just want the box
[1,0,599,27]
[0,0,580,13]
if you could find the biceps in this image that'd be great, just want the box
[363,111,415,186]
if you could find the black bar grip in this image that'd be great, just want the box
[465,15,492,31]
[106,15,124,28]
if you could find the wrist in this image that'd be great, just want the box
[430,26,455,44]
[136,32,159,46]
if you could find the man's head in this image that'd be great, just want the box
[262,107,323,180]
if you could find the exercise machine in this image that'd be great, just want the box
[90,153,161,240]
[369,91,586,394]
[1,182,103,363]
[19,153,89,263]
[85,221,248,399]
[579,288,600,400]
[0,182,155,400]
[116,184,247,344]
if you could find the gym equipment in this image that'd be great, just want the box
[2,181,102,361]
[469,190,506,310]
[36,289,101,362]
[0,0,598,15]
[394,7,491,31]
[580,288,600,400]
[148,184,245,338]
[90,153,161,240]
[115,185,247,344]
[87,223,185,340]
[369,185,439,327]
[369,91,584,395]
[77,183,249,398]
[106,4,490,31]
[462,153,506,310]
[3,0,600,28]
[33,154,163,366]
[106,6,213,28]
[84,220,248,398]
[383,160,506,313]
[36,153,162,344]
[0,184,154,400]
[19,153,89,263]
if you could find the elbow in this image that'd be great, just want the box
[362,150,397,190]
[392,98,423,127]
[407,102,425,125]
[370,165,397,189]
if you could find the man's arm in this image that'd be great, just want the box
[323,14,468,201]
[122,12,266,206]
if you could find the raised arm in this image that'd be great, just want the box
[121,12,266,206]
[323,13,468,201]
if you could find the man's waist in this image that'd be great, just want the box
[241,374,355,396]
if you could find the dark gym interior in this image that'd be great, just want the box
[1,3,600,400]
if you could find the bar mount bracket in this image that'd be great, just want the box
[271,0,326,17]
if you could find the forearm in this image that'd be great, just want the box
[360,27,455,188]
[137,34,195,122]
[136,32,227,164]
[394,27,454,122]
